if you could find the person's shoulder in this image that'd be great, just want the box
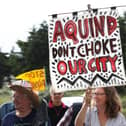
[117,112,126,119]
[62,103,69,111]
[72,102,82,111]
[37,98,48,112]
[3,111,15,117]
[111,112,126,125]
[32,98,49,125]
[64,104,69,109]
[1,111,16,126]
[72,102,82,107]
[0,102,15,119]
[2,111,15,121]
[71,102,82,118]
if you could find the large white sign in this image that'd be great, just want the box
[48,8,126,92]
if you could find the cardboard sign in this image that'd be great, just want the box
[16,69,46,91]
[48,8,126,91]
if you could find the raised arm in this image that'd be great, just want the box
[74,89,92,126]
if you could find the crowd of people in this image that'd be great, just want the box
[0,80,126,126]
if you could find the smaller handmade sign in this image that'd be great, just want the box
[16,69,46,91]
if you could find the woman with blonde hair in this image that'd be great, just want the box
[75,86,126,126]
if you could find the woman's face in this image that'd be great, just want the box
[92,88,107,107]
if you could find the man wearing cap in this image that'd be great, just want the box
[48,86,68,126]
[1,80,49,126]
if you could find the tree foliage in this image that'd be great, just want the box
[0,52,11,87]
[119,12,126,69]
[8,21,50,83]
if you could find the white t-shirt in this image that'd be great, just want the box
[85,107,126,126]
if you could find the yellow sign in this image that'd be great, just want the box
[16,69,46,91]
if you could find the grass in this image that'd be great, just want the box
[0,86,12,105]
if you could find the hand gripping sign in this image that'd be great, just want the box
[48,8,126,92]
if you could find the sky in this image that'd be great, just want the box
[0,0,126,53]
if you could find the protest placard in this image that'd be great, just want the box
[48,8,126,91]
[16,69,46,91]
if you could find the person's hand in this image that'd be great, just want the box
[84,88,92,106]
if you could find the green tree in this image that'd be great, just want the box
[24,21,48,69]
[9,21,50,82]
[8,50,26,75]
[0,52,11,88]
[119,12,126,69]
